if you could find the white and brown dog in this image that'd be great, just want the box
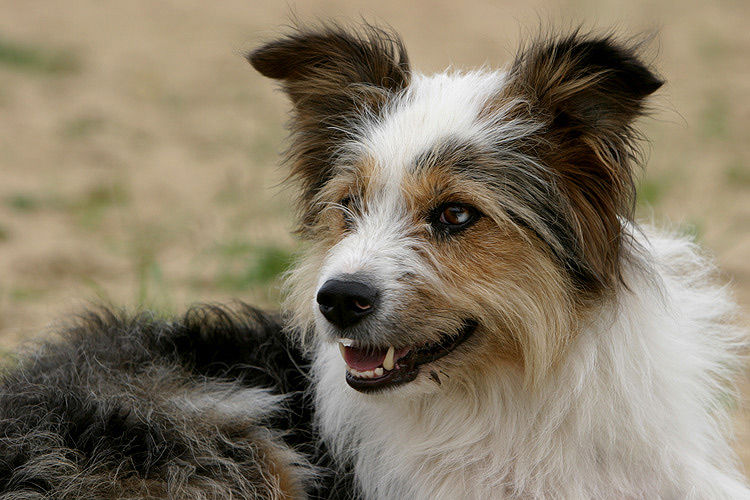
[250,23,750,499]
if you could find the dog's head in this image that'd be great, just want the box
[248,24,661,393]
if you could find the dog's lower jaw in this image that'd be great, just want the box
[313,229,750,500]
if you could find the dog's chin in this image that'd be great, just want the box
[338,320,478,394]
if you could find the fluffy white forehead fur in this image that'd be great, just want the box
[354,72,505,173]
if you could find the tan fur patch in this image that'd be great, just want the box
[402,167,578,386]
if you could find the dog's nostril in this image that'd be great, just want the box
[316,277,378,329]
[352,299,372,311]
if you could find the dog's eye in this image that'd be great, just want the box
[440,205,472,225]
[433,203,479,233]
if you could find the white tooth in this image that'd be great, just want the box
[383,346,395,371]
[374,367,384,377]
[339,342,347,360]
[339,338,354,347]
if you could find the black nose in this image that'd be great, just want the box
[316,277,378,329]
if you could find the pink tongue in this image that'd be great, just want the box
[344,346,387,372]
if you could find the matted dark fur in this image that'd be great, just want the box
[0,304,353,499]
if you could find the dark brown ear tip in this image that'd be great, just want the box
[246,42,294,80]
[570,36,664,99]
[638,72,664,97]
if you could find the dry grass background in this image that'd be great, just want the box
[1,0,748,475]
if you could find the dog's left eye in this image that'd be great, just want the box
[433,203,479,232]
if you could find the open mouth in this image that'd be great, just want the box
[338,320,478,393]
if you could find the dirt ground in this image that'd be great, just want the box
[1,0,749,477]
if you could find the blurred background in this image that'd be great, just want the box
[1,0,748,469]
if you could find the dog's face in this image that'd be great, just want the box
[249,25,661,393]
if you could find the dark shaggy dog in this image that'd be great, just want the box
[0,305,351,499]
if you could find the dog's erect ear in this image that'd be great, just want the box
[505,32,662,295]
[249,24,410,101]
[248,24,411,235]
[507,32,662,132]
